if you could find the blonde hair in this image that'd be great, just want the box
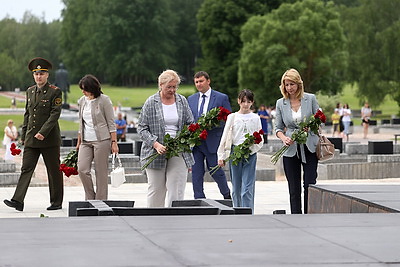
[158,69,181,91]
[279,68,304,99]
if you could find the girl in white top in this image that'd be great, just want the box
[341,103,352,140]
[3,120,18,161]
[217,89,263,213]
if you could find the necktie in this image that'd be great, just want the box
[198,94,206,117]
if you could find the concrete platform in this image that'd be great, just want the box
[0,213,400,266]
[309,184,400,213]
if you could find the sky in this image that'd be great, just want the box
[0,0,64,22]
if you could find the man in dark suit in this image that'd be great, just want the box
[4,57,64,211]
[187,71,231,199]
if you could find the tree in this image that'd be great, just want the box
[341,0,400,111]
[0,13,61,90]
[60,0,203,86]
[197,0,269,102]
[238,0,348,107]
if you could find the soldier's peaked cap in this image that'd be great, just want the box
[28,57,52,73]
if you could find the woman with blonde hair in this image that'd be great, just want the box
[274,68,320,214]
[138,70,194,207]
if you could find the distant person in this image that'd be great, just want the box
[257,104,269,143]
[275,68,320,214]
[187,71,232,200]
[138,69,194,207]
[270,106,276,134]
[4,57,64,212]
[341,103,352,141]
[3,119,18,161]
[11,97,17,109]
[217,89,263,213]
[54,63,70,104]
[335,102,344,133]
[115,113,127,142]
[76,74,118,200]
[331,109,341,137]
[361,102,372,139]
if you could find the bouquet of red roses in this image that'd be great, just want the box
[141,106,231,171]
[10,142,22,156]
[271,109,326,164]
[210,129,264,175]
[60,150,78,177]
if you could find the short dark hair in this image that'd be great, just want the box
[238,89,254,103]
[78,74,103,98]
[194,71,210,80]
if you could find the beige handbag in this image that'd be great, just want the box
[316,134,335,161]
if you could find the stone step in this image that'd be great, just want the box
[0,162,17,173]
[0,172,20,186]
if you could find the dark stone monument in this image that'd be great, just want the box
[127,127,137,133]
[392,118,400,125]
[327,137,343,153]
[117,142,134,154]
[62,138,73,147]
[368,141,393,154]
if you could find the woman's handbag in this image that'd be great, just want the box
[316,134,335,161]
[110,153,126,188]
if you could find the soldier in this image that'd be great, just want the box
[3,57,64,211]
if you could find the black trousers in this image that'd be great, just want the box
[12,146,63,206]
[283,145,318,214]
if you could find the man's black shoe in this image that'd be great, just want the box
[47,205,62,211]
[223,194,232,200]
[4,199,24,211]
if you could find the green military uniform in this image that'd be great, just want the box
[10,58,64,209]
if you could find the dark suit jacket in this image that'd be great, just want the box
[22,82,62,148]
[187,89,231,153]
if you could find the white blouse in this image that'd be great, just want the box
[217,112,263,161]
[82,97,97,141]
[163,103,179,138]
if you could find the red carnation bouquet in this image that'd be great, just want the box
[271,109,326,164]
[141,106,231,170]
[210,129,264,175]
[10,142,22,156]
[60,150,78,177]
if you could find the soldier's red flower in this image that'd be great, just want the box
[10,142,22,156]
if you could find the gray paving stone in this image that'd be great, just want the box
[0,214,399,266]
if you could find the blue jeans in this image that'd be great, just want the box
[343,121,351,135]
[229,153,257,212]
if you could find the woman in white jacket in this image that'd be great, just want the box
[217,89,263,213]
